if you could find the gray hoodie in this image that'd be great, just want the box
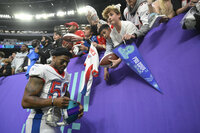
[128,0,147,15]
[124,0,150,37]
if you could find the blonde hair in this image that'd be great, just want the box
[159,0,175,18]
[102,5,121,20]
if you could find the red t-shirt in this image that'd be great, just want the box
[75,30,85,37]
[74,30,85,46]
[96,35,106,51]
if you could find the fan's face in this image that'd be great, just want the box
[52,55,70,74]
[68,25,76,33]
[107,11,121,25]
[100,28,111,39]
[126,0,137,8]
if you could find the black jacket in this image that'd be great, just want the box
[0,64,12,77]
[52,38,63,48]
[38,43,53,64]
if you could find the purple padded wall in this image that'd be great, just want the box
[0,14,200,133]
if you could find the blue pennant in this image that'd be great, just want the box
[113,42,162,93]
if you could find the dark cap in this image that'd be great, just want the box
[51,47,72,58]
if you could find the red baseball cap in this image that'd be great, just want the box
[64,22,79,29]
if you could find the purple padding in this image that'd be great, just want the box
[1,14,200,133]
[0,73,29,132]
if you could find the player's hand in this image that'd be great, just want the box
[92,42,98,47]
[87,11,92,17]
[53,97,70,108]
[160,16,169,23]
[188,1,196,7]
[77,102,84,119]
[34,46,39,53]
[109,58,122,68]
[104,68,109,81]
[3,69,6,74]
[79,45,88,51]
[122,34,135,40]
[71,36,83,42]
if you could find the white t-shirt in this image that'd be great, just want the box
[110,21,138,47]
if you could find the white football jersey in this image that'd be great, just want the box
[27,64,70,119]
[80,44,99,96]
[124,2,149,29]
[84,44,99,77]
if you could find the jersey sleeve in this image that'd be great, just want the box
[137,3,149,25]
[29,64,45,81]
[135,3,150,37]
[123,7,129,20]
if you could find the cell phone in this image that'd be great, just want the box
[68,100,79,110]
[66,100,80,124]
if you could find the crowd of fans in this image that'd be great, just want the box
[0,0,199,78]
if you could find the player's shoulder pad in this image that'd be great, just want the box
[29,64,46,79]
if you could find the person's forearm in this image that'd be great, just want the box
[135,24,150,37]
[168,11,175,19]
[104,67,108,72]
[12,68,15,75]
[87,15,93,25]
[96,44,106,50]
[22,96,52,109]
[176,5,189,15]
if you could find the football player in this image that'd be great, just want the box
[22,47,83,133]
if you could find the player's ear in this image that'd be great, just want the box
[52,56,56,61]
